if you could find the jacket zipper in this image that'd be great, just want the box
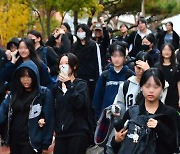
[28,94,40,152]
[7,93,41,151]
[57,86,65,131]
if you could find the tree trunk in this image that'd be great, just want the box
[37,11,46,40]
[46,11,51,39]
[87,16,93,27]
[87,8,96,27]
[141,0,145,17]
[73,10,78,34]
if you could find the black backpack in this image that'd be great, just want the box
[118,105,176,154]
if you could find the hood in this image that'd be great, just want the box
[127,76,139,85]
[76,24,91,42]
[13,60,40,88]
[7,37,21,50]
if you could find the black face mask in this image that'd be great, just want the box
[31,39,36,45]
[142,44,150,51]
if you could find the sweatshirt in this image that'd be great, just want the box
[111,101,180,154]
[126,29,152,57]
[0,60,54,150]
[52,79,90,138]
[72,39,100,80]
[93,66,134,120]
[114,76,169,110]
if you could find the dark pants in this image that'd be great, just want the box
[10,143,42,154]
[54,136,89,154]
[86,79,97,103]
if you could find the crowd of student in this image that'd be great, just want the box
[0,17,179,154]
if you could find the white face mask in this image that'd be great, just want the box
[77,32,86,40]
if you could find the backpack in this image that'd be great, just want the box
[39,87,47,103]
[122,80,130,105]
[118,105,174,154]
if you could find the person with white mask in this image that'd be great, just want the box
[72,24,102,102]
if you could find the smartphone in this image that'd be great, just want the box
[60,65,69,76]
[123,120,129,131]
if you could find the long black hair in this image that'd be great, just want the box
[109,41,126,57]
[135,51,153,67]
[140,68,165,89]
[58,53,78,76]
[142,33,156,49]
[11,67,38,110]
[165,22,173,30]
[76,24,91,44]
[18,38,43,70]
[62,22,71,32]
[159,43,177,73]
[27,30,44,46]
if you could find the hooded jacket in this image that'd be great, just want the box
[92,27,110,68]
[0,58,53,88]
[72,39,100,80]
[0,60,54,150]
[114,76,140,110]
[45,33,71,57]
[114,76,169,110]
[72,24,101,81]
[92,66,135,120]
[148,48,160,65]
[52,78,89,138]
[126,29,152,57]
[111,101,180,154]
[36,45,58,76]
[158,30,179,50]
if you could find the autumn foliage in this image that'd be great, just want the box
[0,0,30,47]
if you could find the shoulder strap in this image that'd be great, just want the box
[123,80,130,98]
[123,80,130,106]
[125,69,133,80]
[102,70,109,88]
[39,86,47,106]
[133,31,138,47]
[129,105,139,119]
